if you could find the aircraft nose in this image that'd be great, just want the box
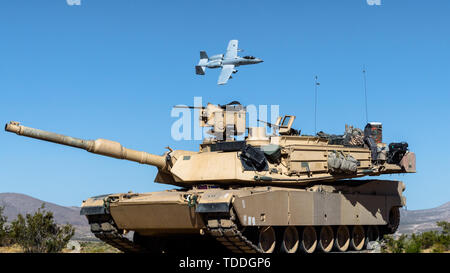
[257,58,264,63]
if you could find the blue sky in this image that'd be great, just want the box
[1,0,449,210]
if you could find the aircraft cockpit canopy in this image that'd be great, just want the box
[243,56,256,59]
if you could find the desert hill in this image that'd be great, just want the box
[0,193,93,240]
[398,202,450,234]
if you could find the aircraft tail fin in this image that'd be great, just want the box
[195,65,206,75]
[200,51,208,60]
[196,51,208,75]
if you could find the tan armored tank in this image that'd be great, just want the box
[4,101,415,253]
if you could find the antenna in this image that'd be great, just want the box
[314,75,320,134]
[362,65,369,124]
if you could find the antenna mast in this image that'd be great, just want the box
[362,66,369,124]
[314,75,320,134]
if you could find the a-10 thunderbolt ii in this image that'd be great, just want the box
[195,40,263,85]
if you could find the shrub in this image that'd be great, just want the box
[0,206,9,246]
[418,231,439,249]
[435,221,450,249]
[432,243,446,253]
[382,221,450,253]
[405,234,422,253]
[9,204,75,253]
[436,221,450,235]
[382,234,407,253]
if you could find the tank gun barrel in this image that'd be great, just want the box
[5,121,167,169]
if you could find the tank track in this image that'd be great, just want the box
[87,212,393,253]
[205,215,263,254]
[88,211,263,253]
[87,214,146,253]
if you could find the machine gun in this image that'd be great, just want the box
[257,119,280,129]
[258,116,300,136]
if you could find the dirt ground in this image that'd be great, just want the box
[0,241,121,253]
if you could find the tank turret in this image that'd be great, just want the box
[4,101,415,188]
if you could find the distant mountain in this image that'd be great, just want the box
[0,193,93,240]
[398,202,450,234]
[0,192,448,240]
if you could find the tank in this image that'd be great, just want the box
[4,101,415,253]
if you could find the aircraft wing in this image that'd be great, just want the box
[217,64,235,85]
[224,40,238,59]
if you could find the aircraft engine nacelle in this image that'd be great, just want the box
[207,60,222,68]
[209,54,224,61]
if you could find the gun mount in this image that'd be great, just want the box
[175,101,246,141]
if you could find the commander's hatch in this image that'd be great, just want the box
[276,115,298,135]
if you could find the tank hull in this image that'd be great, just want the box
[81,179,404,253]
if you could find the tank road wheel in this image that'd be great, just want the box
[280,226,299,253]
[299,226,317,254]
[258,226,276,253]
[350,225,366,251]
[318,226,334,253]
[366,226,380,242]
[386,207,400,234]
[333,226,350,252]
[364,226,380,249]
